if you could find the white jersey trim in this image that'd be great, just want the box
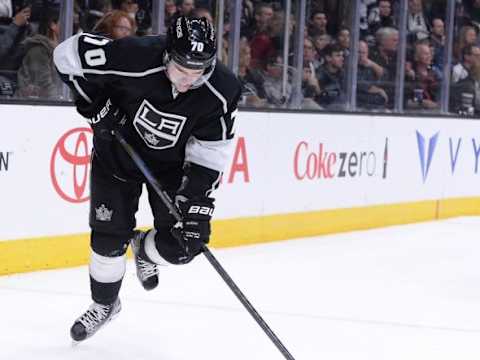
[230,109,238,136]
[89,251,126,283]
[53,34,83,77]
[205,80,228,114]
[185,136,234,172]
[220,116,227,140]
[206,173,222,197]
[69,74,92,104]
[83,67,166,77]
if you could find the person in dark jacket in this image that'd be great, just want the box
[357,40,388,110]
[15,8,62,99]
[0,3,31,96]
[450,60,480,116]
[315,43,347,109]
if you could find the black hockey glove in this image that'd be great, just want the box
[171,196,215,258]
[87,98,126,141]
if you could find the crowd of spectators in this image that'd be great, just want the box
[232,0,480,114]
[1,0,480,116]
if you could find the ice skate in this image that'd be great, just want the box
[70,298,121,342]
[130,230,159,290]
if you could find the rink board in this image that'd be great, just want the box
[1,104,479,274]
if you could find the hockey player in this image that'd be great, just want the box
[53,16,241,341]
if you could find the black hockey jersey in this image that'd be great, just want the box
[53,33,241,198]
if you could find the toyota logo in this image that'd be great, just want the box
[50,128,93,203]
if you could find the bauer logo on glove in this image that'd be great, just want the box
[171,196,215,258]
[188,205,214,216]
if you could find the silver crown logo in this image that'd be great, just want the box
[145,132,160,146]
[95,204,113,222]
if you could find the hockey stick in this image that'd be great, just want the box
[114,132,295,360]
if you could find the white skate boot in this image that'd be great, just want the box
[130,230,159,291]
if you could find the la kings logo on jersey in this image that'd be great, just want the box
[133,99,187,150]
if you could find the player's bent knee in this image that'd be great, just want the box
[89,250,126,283]
[148,227,192,265]
[143,229,171,265]
[91,230,131,257]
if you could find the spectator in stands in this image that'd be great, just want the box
[93,10,135,39]
[358,38,386,80]
[0,3,30,60]
[113,0,147,35]
[252,2,274,35]
[425,0,448,21]
[316,43,347,109]
[240,0,255,38]
[73,1,84,34]
[308,11,330,37]
[371,27,399,71]
[15,8,62,99]
[312,0,341,32]
[405,42,441,110]
[192,7,212,23]
[237,38,266,107]
[465,0,480,27]
[304,37,321,72]
[302,61,323,110]
[359,0,377,38]
[133,0,152,36]
[450,53,480,116]
[220,33,228,65]
[452,44,480,83]
[270,9,295,55]
[0,3,31,97]
[175,0,195,17]
[312,33,332,62]
[407,0,430,42]
[336,27,350,57]
[429,17,445,70]
[249,2,275,70]
[83,0,112,32]
[357,40,388,109]
[164,0,177,26]
[368,0,396,37]
[112,0,139,18]
[454,1,471,33]
[370,27,399,108]
[262,53,294,107]
[454,25,478,62]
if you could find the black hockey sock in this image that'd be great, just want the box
[90,276,122,305]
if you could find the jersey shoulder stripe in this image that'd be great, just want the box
[205,80,228,114]
[54,33,167,79]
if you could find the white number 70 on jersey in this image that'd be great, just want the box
[83,35,109,67]
[191,41,204,52]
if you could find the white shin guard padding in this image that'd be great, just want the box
[144,229,171,266]
[89,251,126,283]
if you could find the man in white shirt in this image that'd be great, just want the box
[407,0,429,41]
[452,45,480,83]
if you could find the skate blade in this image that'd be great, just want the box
[71,339,81,347]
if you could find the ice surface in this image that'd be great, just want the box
[2,217,480,359]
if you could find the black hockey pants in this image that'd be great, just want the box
[88,155,185,304]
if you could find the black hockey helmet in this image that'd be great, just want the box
[166,16,216,70]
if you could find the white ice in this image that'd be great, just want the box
[2,217,480,360]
